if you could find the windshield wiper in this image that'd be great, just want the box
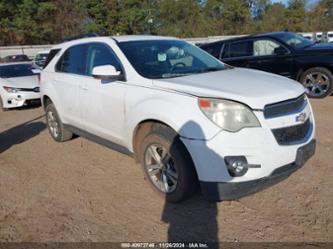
[200,67,224,73]
[162,72,194,78]
[161,67,224,78]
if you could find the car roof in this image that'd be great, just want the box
[4,54,28,58]
[0,62,32,67]
[111,35,177,43]
[201,32,293,47]
[51,35,180,49]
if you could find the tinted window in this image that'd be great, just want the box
[223,40,253,58]
[56,44,88,75]
[119,40,225,79]
[4,54,30,63]
[36,53,49,61]
[86,43,122,76]
[0,64,38,78]
[44,49,60,69]
[202,43,222,59]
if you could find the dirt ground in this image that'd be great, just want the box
[0,98,332,243]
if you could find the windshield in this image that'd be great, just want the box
[276,33,315,49]
[118,40,225,79]
[0,64,38,78]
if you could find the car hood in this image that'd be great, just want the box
[303,42,333,52]
[2,75,39,89]
[153,68,305,109]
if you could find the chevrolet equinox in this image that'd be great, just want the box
[41,36,316,202]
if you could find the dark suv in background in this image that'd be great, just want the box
[201,32,333,98]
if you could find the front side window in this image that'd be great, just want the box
[253,39,281,56]
[86,43,122,76]
[0,64,38,78]
[118,40,225,79]
[55,44,88,75]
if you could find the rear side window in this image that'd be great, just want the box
[202,43,222,59]
[44,49,60,68]
[55,44,88,75]
[222,40,253,58]
[86,43,122,76]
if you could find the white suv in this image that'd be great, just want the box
[41,36,316,202]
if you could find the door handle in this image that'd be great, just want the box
[80,85,88,91]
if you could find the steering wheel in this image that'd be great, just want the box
[171,62,186,71]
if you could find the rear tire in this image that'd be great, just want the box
[45,101,73,142]
[138,124,198,203]
[300,67,333,98]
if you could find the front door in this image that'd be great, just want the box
[251,38,293,78]
[79,42,126,145]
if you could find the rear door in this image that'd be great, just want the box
[221,38,293,77]
[53,44,88,127]
[79,42,126,145]
[221,39,256,68]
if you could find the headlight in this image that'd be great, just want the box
[3,86,19,93]
[198,98,261,132]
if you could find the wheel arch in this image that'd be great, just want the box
[297,65,333,81]
[132,119,176,163]
[42,95,52,109]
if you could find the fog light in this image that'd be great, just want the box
[225,156,248,177]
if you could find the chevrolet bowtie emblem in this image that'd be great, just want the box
[296,112,307,123]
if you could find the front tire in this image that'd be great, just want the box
[0,96,8,112]
[45,102,73,142]
[300,67,333,98]
[138,125,198,203]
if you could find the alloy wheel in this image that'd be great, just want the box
[144,144,178,193]
[302,72,330,97]
[47,110,60,138]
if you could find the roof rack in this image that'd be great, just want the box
[60,33,99,43]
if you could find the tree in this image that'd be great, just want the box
[285,0,306,32]
[205,0,251,35]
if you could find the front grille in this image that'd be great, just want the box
[17,87,40,93]
[264,94,306,119]
[272,118,311,145]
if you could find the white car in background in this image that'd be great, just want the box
[33,50,50,68]
[328,32,333,43]
[0,63,41,111]
[41,36,316,202]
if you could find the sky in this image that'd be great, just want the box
[271,0,319,8]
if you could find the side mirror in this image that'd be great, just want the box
[32,68,41,74]
[274,47,287,56]
[92,65,123,80]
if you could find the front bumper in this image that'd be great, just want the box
[200,139,316,201]
[2,91,41,108]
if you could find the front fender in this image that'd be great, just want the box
[124,88,221,151]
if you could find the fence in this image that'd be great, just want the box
[0,32,327,59]
[0,35,243,59]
